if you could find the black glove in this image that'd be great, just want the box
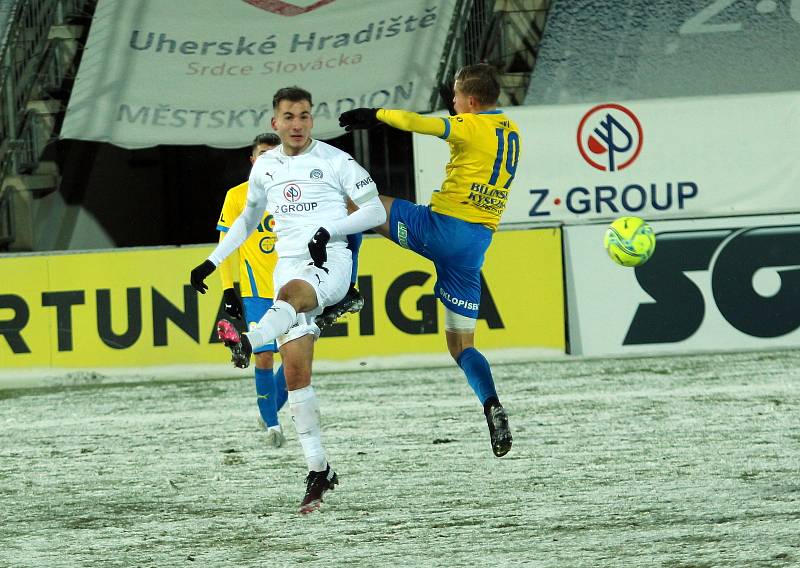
[339,108,380,131]
[308,227,330,269]
[222,288,244,320]
[190,259,216,294]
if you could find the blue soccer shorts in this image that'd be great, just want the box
[242,296,277,353]
[388,199,493,318]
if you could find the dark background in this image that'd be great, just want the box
[53,125,414,247]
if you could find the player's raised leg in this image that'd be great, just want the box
[217,278,314,368]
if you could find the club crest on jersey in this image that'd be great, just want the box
[283,183,301,202]
[310,168,323,179]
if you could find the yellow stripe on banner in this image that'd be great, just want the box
[0,229,564,370]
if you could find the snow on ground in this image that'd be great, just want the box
[2,349,800,567]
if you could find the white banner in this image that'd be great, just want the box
[564,214,800,357]
[414,92,800,223]
[61,0,456,148]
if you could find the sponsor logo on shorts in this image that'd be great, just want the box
[397,221,409,248]
[438,287,479,311]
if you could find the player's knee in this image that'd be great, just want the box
[445,308,476,361]
[277,279,316,311]
[284,365,312,389]
[254,351,274,369]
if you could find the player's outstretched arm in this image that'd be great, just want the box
[191,184,265,294]
[207,178,266,267]
[339,108,446,138]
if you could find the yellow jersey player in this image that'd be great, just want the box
[338,63,517,458]
[217,133,287,447]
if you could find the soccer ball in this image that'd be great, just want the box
[603,216,656,267]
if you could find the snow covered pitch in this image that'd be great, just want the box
[2,350,799,566]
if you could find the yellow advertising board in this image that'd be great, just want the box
[0,228,564,370]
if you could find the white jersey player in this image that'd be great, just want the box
[189,86,385,514]
[211,138,379,347]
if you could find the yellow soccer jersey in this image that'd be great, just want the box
[217,181,277,298]
[378,108,521,230]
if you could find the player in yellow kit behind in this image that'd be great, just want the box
[339,64,518,458]
[217,133,287,447]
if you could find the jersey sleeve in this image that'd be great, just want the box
[217,231,235,289]
[336,153,379,205]
[377,108,478,145]
[439,113,478,144]
[377,109,447,138]
[207,173,265,267]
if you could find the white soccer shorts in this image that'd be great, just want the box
[272,246,351,346]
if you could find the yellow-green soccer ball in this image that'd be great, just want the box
[603,216,656,267]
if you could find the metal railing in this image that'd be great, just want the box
[428,0,549,111]
[0,0,92,177]
[0,0,94,247]
[0,186,13,246]
[430,0,498,112]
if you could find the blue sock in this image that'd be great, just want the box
[346,233,363,284]
[456,347,498,406]
[254,367,279,428]
[274,364,288,412]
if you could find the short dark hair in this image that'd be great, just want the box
[251,132,280,153]
[272,86,313,109]
[454,63,500,106]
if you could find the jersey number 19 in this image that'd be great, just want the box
[488,128,520,189]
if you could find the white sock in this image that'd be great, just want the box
[245,300,297,350]
[288,385,326,472]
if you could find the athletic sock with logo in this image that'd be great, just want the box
[288,385,327,472]
[457,347,499,406]
[254,367,279,428]
[274,364,288,411]
[245,300,297,350]
[346,232,363,284]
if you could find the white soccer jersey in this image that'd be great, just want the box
[248,140,378,257]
